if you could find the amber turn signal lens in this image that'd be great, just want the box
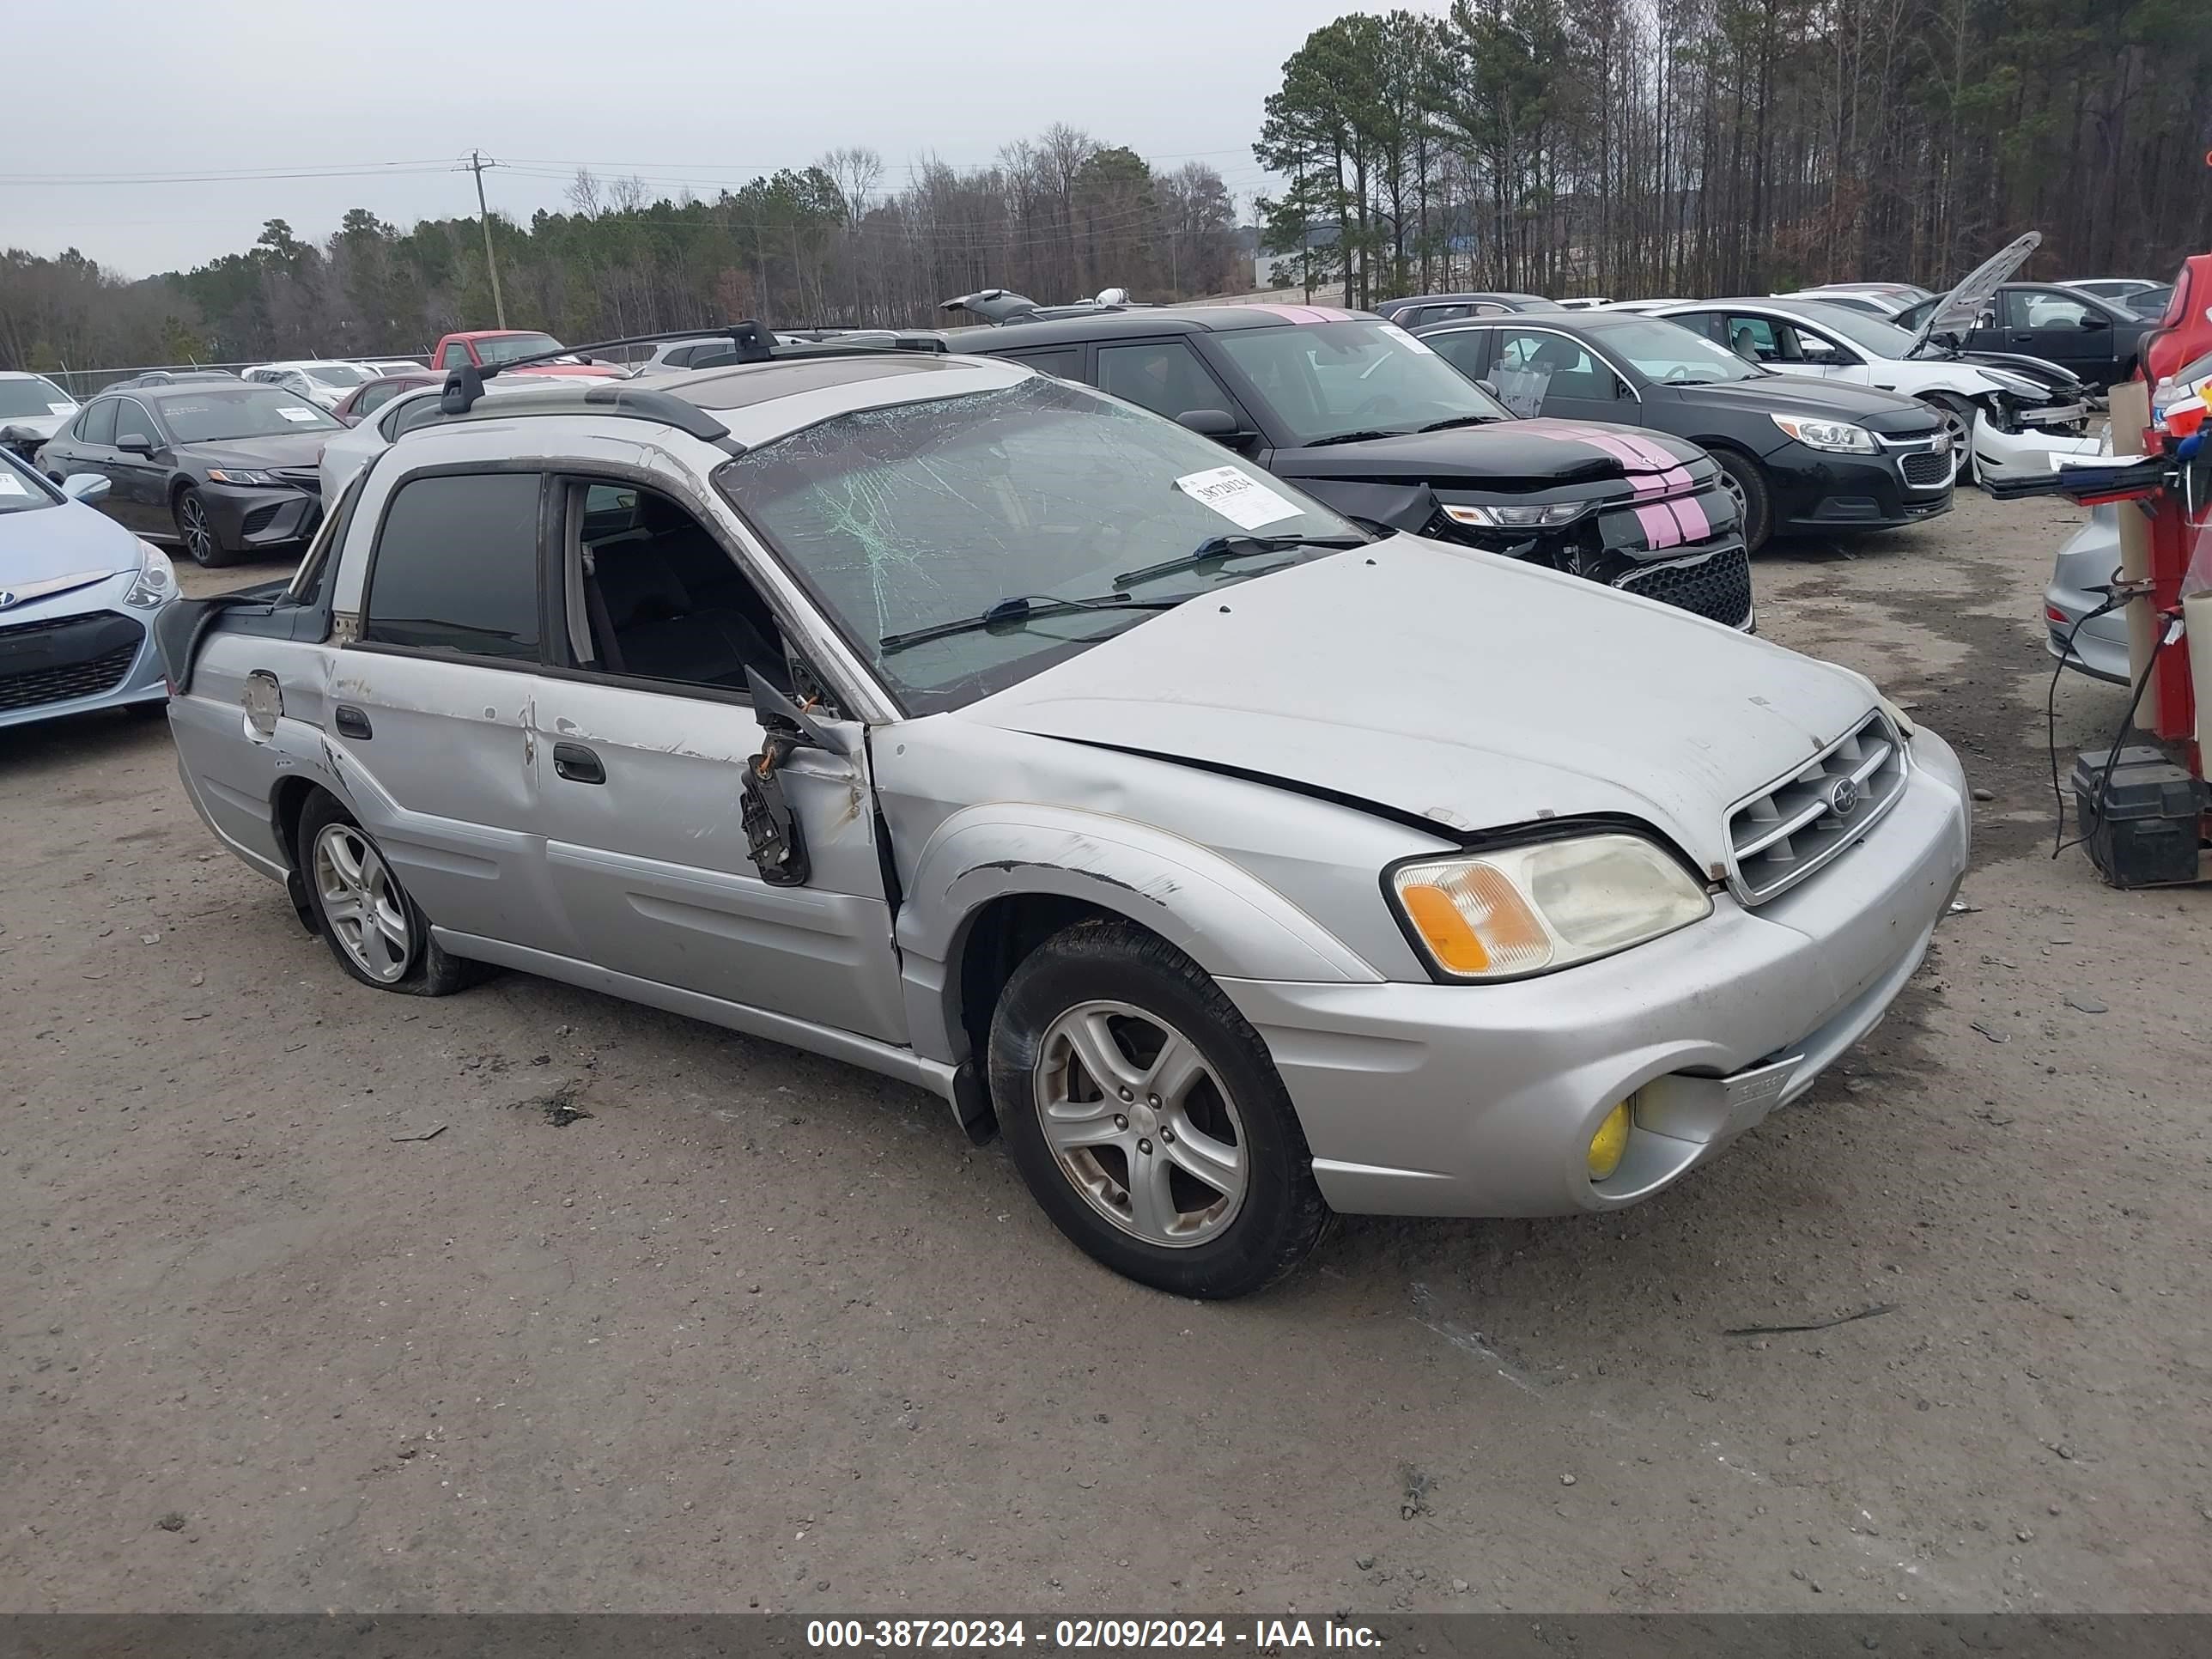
[1394,862,1553,977]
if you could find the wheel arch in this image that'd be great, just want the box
[897,804,1382,1072]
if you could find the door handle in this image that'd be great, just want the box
[552,742,605,785]
[333,704,372,739]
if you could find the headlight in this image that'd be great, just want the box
[124,538,175,608]
[1442,501,1589,529]
[206,467,276,485]
[1389,832,1711,981]
[1769,414,1876,454]
[1980,369,2042,398]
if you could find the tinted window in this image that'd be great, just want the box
[1004,347,1081,380]
[389,394,449,437]
[112,399,159,447]
[1096,341,1230,420]
[363,472,543,659]
[1422,328,1490,380]
[439,342,469,369]
[77,399,118,445]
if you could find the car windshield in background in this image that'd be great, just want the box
[305,364,371,387]
[0,450,59,514]
[1778,303,1922,357]
[477,333,565,365]
[1211,319,1511,445]
[0,378,74,419]
[1590,318,1765,383]
[715,375,1358,713]
[157,387,344,442]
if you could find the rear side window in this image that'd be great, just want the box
[1002,347,1081,379]
[362,472,543,660]
[76,399,118,444]
[1096,340,1230,421]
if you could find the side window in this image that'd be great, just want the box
[562,480,787,695]
[1491,331,1621,412]
[1678,312,1731,347]
[1419,304,1473,325]
[356,382,393,415]
[1725,316,1781,362]
[76,398,118,445]
[388,396,447,439]
[438,342,469,369]
[2010,289,2097,331]
[362,472,543,660]
[1789,325,1849,365]
[112,399,158,448]
[1095,340,1231,421]
[1004,347,1082,380]
[1423,329,1490,381]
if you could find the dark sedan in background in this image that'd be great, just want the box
[1412,309,1952,550]
[1372,292,1559,327]
[35,380,343,567]
[1892,283,2153,390]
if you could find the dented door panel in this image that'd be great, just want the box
[529,676,907,1042]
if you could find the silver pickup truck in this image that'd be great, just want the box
[165,351,1970,1298]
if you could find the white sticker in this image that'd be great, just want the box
[276,406,319,422]
[1175,465,1302,531]
[0,471,27,495]
[1380,322,1437,356]
[49,402,76,415]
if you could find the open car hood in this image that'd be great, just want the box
[961,534,1875,873]
[1910,232,2041,356]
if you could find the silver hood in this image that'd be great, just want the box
[1910,231,2041,356]
[961,535,1877,875]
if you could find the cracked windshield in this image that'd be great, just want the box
[715,374,1358,710]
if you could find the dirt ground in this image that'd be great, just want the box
[3,488,2209,1615]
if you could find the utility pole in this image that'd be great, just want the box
[469,149,508,328]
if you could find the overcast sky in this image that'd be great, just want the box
[9,0,1443,278]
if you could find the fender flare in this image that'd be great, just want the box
[896,803,1382,1065]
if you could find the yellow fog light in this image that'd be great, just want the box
[1587,1101,1632,1181]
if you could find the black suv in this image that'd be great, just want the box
[945,300,1753,629]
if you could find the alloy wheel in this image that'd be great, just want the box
[311,823,411,983]
[180,496,217,566]
[1720,467,1748,520]
[1938,404,1973,480]
[1033,999,1248,1248]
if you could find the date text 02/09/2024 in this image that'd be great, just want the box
[805,1620,1385,1650]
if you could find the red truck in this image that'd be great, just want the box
[428,330,624,378]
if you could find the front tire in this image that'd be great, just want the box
[174,485,234,568]
[1923,393,1978,485]
[988,920,1328,1298]
[294,792,479,996]
[1711,447,1773,552]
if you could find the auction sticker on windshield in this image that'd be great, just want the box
[276,406,319,422]
[1175,465,1300,531]
[0,472,27,495]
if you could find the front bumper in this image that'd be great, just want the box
[1775,441,1953,532]
[200,482,321,551]
[1223,727,1970,1218]
[0,577,169,730]
[1973,410,2100,487]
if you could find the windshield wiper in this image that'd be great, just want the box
[1112,532,1369,591]
[878,592,1180,654]
[1303,428,1403,447]
[1416,414,1502,432]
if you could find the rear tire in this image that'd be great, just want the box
[988,919,1329,1298]
[174,485,234,568]
[1711,447,1773,552]
[294,791,483,996]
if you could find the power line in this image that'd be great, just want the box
[0,160,466,187]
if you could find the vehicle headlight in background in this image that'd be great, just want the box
[124,538,174,608]
[1443,501,1589,529]
[1389,833,1712,981]
[1769,414,1877,454]
[1979,369,2042,398]
[205,468,276,485]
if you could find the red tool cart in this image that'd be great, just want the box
[1991,253,2212,887]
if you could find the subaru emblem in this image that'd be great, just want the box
[1826,776,1860,817]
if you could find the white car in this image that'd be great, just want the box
[240,361,382,410]
[316,375,550,503]
[1648,296,2097,482]
[2062,278,2162,304]
[0,369,82,453]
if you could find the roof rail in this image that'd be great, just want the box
[441,320,781,415]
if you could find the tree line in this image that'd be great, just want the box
[1254,0,2212,307]
[0,128,1244,372]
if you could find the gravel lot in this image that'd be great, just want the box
[4,488,2209,1614]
